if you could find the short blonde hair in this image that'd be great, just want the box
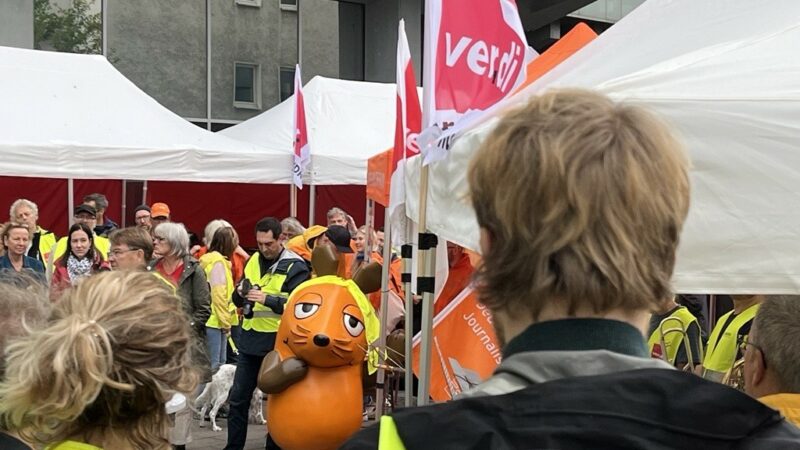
[203,219,233,247]
[0,271,199,449]
[468,89,690,320]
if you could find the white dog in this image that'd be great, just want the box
[195,364,266,431]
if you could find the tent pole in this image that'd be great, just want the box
[206,0,212,131]
[290,184,298,217]
[142,180,148,205]
[121,180,127,227]
[416,161,437,406]
[308,183,316,226]
[67,178,75,227]
[375,205,392,419]
[364,198,374,263]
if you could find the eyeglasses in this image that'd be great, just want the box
[153,236,165,242]
[110,248,139,257]
[135,215,151,222]
[740,339,763,354]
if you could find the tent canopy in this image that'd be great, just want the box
[405,0,800,294]
[222,76,423,186]
[0,46,291,184]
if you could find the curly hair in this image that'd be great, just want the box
[0,271,200,449]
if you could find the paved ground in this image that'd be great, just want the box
[189,421,268,450]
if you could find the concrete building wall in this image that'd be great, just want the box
[211,1,280,121]
[363,0,422,83]
[0,0,34,49]
[108,0,207,119]
[570,0,645,22]
[107,0,337,124]
[300,0,339,82]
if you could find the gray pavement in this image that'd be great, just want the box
[188,421,267,450]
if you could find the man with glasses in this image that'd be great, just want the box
[744,295,800,426]
[134,205,152,232]
[109,227,174,290]
[47,205,110,273]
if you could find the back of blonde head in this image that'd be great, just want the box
[468,89,690,321]
[0,271,199,449]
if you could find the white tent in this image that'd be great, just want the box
[405,0,800,294]
[0,46,291,184]
[222,76,423,185]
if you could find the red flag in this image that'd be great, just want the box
[422,0,535,163]
[388,19,422,243]
[292,64,310,188]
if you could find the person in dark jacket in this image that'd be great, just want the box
[343,90,800,449]
[149,221,211,450]
[0,223,45,277]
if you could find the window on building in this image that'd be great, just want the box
[280,0,297,11]
[279,66,296,102]
[236,0,262,7]
[234,63,261,109]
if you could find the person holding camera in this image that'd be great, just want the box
[225,217,310,450]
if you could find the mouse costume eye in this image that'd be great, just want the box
[343,313,364,337]
[295,303,320,319]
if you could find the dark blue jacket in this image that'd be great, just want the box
[0,255,45,274]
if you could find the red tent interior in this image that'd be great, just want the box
[0,176,383,248]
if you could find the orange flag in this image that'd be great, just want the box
[412,287,501,402]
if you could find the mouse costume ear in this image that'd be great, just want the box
[311,245,339,277]
[352,262,382,295]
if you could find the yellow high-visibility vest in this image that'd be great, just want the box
[703,303,759,378]
[647,306,699,365]
[240,255,295,333]
[200,251,236,329]
[49,234,109,273]
[36,227,58,264]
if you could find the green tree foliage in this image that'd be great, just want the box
[34,0,102,54]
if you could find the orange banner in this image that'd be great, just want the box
[366,148,392,207]
[411,287,501,402]
[513,22,598,94]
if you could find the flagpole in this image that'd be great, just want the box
[375,205,392,419]
[290,184,297,217]
[415,1,438,407]
[308,184,316,226]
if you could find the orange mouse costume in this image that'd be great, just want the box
[258,246,381,450]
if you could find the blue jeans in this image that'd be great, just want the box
[205,327,227,372]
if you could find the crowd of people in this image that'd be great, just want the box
[1,88,799,449]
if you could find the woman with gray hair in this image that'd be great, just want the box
[150,222,211,449]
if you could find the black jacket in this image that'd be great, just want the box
[343,369,800,449]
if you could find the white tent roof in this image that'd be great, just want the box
[405,0,800,293]
[222,76,422,185]
[0,46,291,183]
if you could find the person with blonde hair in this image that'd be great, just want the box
[280,217,306,242]
[344,89,800,448]
[0,222,44,276]
[0,271,199,450]
[8,199,58,265]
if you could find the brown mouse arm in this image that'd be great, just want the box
[257,351,309,394]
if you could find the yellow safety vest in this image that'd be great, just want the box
[151,271,177,294]
[36,226,58,264]
[648,306,699,365]
[241,254,295,333]
[378,416,406,450]
[703,303,759,377]
[46,441,102,450]
[49,234,110,273]
[200,251,236,329]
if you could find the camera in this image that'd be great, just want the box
[240,279,260,320]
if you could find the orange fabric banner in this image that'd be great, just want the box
[513,23,598,94]
[366,149,392,207]
[412,287,501,402]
